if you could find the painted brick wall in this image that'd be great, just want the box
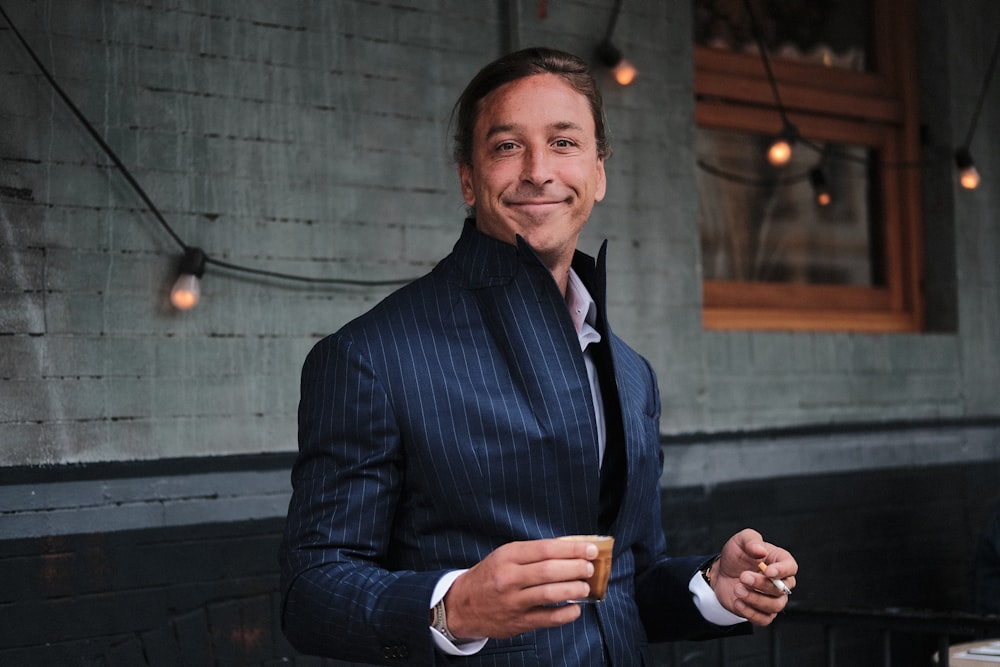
[0,0,500,465]
[3,1,998,470]
[0,518,305,666]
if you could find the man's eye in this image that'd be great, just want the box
[497,141,517,151]
[553,139,575,148]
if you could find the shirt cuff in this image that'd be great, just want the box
[689,570,746,626]
[430,570,489,656]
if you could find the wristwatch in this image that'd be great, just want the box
[701,556,720,588]
[431,598,459,642]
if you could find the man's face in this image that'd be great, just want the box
[458,73,606,270]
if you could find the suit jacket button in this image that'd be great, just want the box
[383,644,408,659]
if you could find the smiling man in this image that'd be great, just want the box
[280,47,797,666]
[458,71,607,295]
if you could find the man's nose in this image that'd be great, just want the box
[521,147,553,185]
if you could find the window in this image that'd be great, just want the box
[694,0,923,332]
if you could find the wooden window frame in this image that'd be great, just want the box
[695,0,923,332]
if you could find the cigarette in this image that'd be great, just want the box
[758,561,792,595]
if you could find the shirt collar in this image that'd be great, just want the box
[567,268,602,350]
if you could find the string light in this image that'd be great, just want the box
[0,4,417,313]
[170,247,206,310]
[5,2,998,313]
[597,0,637,86]
[767,123,798,167]
[741,0,801,168]
[809,167,832,206]
[597,40,638,86]
[954,148,981,190]
[954,29,1000,191]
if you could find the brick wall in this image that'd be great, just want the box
[0,0,499,466]
[2,1,998,470]
[3,455,998,666]
[0,518,302,666]
[655,459,1000,666]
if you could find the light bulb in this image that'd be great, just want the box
[960,165,981,190]
[170,273,201,310]
[767,124,798,167]
[597,40,638,87]
[768,139,791,167]
[809,167,831,206]
[169,247,206,310]
[611,58,638,86]
[955,147,981,190]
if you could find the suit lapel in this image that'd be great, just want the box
[455,225,598,528]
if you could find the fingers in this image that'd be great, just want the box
[725,529,798,584]
[504,538,600,563]
[490,539,598,595]
[496,561,594,608]
[730,573,791,627]
[444,539,603,639]
[759,555,797,581]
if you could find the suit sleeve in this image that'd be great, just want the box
[278,334,441,665]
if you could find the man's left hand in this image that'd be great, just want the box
[709,528,797,626]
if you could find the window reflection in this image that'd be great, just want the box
[693,0,872,72]
[697,127,879,286]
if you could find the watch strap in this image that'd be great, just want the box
[431,597,459,642]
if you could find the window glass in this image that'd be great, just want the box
[697,127,880,286]
[693,0,872,72]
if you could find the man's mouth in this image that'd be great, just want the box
[506,196,568,208]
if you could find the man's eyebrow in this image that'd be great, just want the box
[484,121,587,140]
[550,121,586,133]
[484,123,518,140]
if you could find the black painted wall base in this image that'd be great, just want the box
[2,460,998,666]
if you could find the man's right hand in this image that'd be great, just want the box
[441,538,599,639]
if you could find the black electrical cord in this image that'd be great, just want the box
[0,3,416,287]
[741,0,793,129]
[696,159,810,187]
[961,28,1000,151]
[604,0,624,43]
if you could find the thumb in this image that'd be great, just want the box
[734,529,768,559]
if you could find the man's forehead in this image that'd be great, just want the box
[474,75,595,134]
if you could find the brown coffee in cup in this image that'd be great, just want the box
[558,534,614,603]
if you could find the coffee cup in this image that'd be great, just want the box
[558,534,614,603]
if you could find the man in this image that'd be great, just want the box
[280,47,797,666]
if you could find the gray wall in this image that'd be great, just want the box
[1,1,998,481]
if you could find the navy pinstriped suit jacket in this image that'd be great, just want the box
[280,220,747,666]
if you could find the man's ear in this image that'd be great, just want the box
[594,157,607,203]
[458,162,476,207]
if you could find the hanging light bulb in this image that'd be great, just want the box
[809,167,831,206]
[610,56,638,86]
[954,147,981,190]
[170,247,206,310]
[767,123,798,167]
[597,40,638,86]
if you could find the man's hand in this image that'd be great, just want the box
[709,528,797,626]
[443,539,599,639]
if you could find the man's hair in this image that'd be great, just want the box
[451,47,611,166]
